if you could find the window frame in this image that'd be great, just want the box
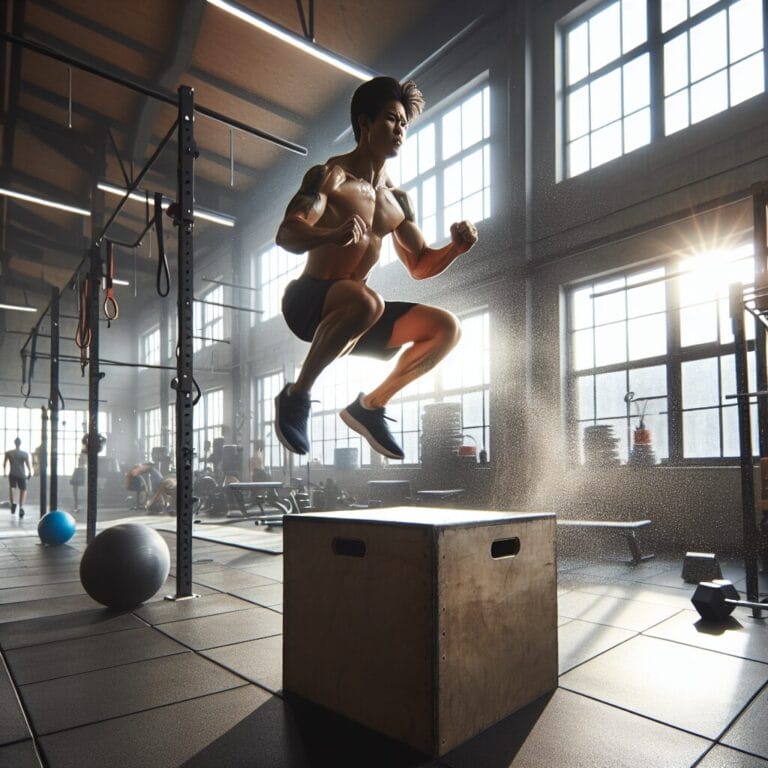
[565,247,758,466]
[560,0,766,178]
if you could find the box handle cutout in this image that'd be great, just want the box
[491,537,520,559]
[332,537,366,557]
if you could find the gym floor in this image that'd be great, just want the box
[2,509,768,767]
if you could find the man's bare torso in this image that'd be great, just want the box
[304,161,408,282]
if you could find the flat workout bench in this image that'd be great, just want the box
[557,518,654,565]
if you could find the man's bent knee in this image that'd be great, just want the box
[432,308,462,349]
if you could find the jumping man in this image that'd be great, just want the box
[4,437,31,518]
[274,77,478,460]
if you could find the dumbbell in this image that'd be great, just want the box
[691,579,768,621]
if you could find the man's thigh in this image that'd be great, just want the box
[385,304,459,347]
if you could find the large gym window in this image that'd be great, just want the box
[566,244,756,463]
[255,242,303,322]
[140,407,162,463]
[561,0,765,177]
[252,371,285,472]
[139,327,160,367]
[0,407,39,475]
[194,286,224,350]
[380,77,492,266]
[192,389,224,474]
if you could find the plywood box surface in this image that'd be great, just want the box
[283,507,557,755]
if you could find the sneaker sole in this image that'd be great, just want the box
[274,393,308,455]
[340,408,403,460]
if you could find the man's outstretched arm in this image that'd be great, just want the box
[276,165,367,254]
[391,192,478,279]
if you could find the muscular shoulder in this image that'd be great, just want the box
[389,187,416,223]
[284,164,337,218]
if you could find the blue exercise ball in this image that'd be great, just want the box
[38,509,77,546]
[80,523,171,610]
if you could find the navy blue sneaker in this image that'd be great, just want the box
[340,393,404,460]
[275,384,311,455]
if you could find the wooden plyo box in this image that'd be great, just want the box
[283,507,558,756]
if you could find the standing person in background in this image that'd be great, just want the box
[70,435,87,513]
[4,437,31,518]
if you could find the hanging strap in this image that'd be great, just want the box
[154,192,170,297]
[75,275,92,375]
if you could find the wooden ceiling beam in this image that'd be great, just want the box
[188,65,308,128]
[127,0,206,167]
[15,106,96,171]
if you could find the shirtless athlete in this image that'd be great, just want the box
[274,77,478,460]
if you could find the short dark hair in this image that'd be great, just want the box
[350,77,425,142]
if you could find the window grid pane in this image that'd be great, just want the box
[568,245,758,463]
[564,0,764,176]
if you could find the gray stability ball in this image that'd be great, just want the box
[80,523,171,610]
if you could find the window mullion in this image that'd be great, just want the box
[666,265,684,462]
[648,0,666,141]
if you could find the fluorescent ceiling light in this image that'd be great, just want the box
[206,0,374,81]
[97,182,235,228]
[0,187,90,217]
[101,278,130,288]
[0,303,37,313]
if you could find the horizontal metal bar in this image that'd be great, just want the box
[725,391,768,400]
[201,276,260,292]
[32,352,177,371]
[194,299,263,314]
[0,33,307,154]
[0,393,105,403]
[193,336,231,345]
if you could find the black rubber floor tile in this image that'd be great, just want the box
[133,592,256,625]
[644,610,768,663]
[20,651,246,735]
[0,572,81,590]
[0,580,86,605]
[201,634,282,692]
[442,688,709,768]
[191,568,278,592]
[565,579,693,609]
[229,581,283,606]
[721,684,768,759]
[557,590,682,631]
[0,739,40,768]
[37,685,442,768]
[0,593,100,625]
[6,626,187,685]
[239,560,284,582]
[0,658,30,746]
[557,618,636,673]
[0,607,143,651]
[156,605,282,650]
[697,745,768,767]
[560,635,768,738]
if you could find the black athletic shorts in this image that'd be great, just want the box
[282,275,415,361]
[9,475,27,491]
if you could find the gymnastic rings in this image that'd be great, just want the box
[103,241,119,325]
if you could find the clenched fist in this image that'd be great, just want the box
[333,214,368,247]
[450,220,478,254]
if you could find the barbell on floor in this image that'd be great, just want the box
[691,579,768,621]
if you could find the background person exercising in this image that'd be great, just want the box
[4,437,31,518]
[274,77,478,460]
